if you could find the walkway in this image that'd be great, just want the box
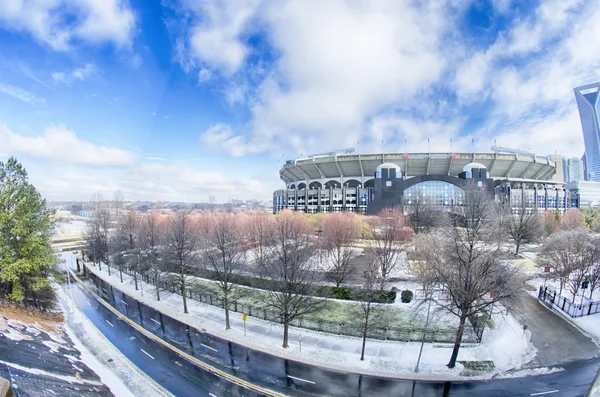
[512,292,599,367]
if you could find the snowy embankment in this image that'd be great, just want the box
[87,263,538,380]
[55,284,173,397]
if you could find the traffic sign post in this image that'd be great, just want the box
[242,313,248,336]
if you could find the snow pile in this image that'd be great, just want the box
[573,314,600,342]
[0,360,104,385]
[493,366,564,379]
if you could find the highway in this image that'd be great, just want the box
[71,272,600,397]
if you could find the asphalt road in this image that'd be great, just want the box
[71,272,600,397]
[512,291,599,367]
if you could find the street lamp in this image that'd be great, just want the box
[415,289,433,373]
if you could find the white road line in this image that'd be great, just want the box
[150,318,161,325]
[86,300,92,306]
[209,394,218,397]
[531,390,559,396]
[286,375,315,385]
[201,343,218,353]
[140,349,155,360]
[105,320,114,327]
[120,299,128,305]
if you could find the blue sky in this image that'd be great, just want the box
[0,0,598,202]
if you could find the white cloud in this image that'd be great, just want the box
[188,1,452,157]
[52,63,98,84]
[175,0,262,75]
[0,81,45,103]
[0,124,135,167]
[0,0,136,50]
[454,53,490,101]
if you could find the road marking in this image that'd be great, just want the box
[140,349,155,360]
[102,288,107,292]
[105,320,114,327]
[209,394,218,397]
[201,343,218,352]
[286,375,315,385]
[120,299,128,305]
[86,300,92,306]
[150,318,161,325]
[70,267,284,397]
[531,391,559,396]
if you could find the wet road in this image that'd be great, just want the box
[73,272,600,397]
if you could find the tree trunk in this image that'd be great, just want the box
[282,322,289,348]
[515,239,521,255]
[119,268,123,283]
[448,314,467,368]
[156,282,161,301]
[360,321,369,361]
[181,276,188,314]
[225,298,231,330]
[134,270,138,291]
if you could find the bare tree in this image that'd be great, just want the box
[405,188,439,234]
[562,209,586,230]
[264,210,324,348]
[164,211,200,313]
[356,259,388,361]
[539,230,599,301]
[138,211,166,301]
[420,184,525,368]
[365,208,413,290]
[113,190,124,223]
[204,214,247,329]
[407,234,437,297]
[502,199,541,255]
[84,204,111,271]
[245,211,275,278]
[322,212,361,287]
[541,210,561,237]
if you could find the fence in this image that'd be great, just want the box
[96,265,484,343]
[538,286,600,318]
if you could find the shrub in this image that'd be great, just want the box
[330,287,353,300]
[372,290,397,303]
[400,290,413,303]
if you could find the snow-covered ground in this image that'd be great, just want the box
[54,220,87,238]
[86,263,537,380]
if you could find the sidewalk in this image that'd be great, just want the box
[85,263,536,380]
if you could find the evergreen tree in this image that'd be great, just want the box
[0,157,55,308]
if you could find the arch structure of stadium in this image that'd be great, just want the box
[273,152,579,215]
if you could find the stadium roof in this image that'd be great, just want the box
[279,152,557,185]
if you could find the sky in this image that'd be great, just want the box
[0,0,599,203]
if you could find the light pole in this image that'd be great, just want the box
[415,289,433,373]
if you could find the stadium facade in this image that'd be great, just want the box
[273,152,578,215]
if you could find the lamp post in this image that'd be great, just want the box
[415,289,433,373]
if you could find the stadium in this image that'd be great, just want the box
[273,151,578,215]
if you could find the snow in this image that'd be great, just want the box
[86,263,538,380]
[0,359,103,386]
[572,314,600,342]
[493,366,564,379]
[56,284,173,397]
[0,317,33,341]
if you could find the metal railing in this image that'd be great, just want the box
[95,266,484,343]
[538,286,600,318]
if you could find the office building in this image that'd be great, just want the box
[564,157,585,182]
[574,83,600,182]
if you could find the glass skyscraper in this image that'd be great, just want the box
[574,82,600,182]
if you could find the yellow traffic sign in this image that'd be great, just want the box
[242,313,248,321]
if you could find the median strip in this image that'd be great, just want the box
[70,267,285,397]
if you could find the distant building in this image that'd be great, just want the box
[583,153,588,180]
[79,210,94,219]
[566,181,600,207]
[563,157,585,182]
[574,83,600,182]
[549,154,565,183]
